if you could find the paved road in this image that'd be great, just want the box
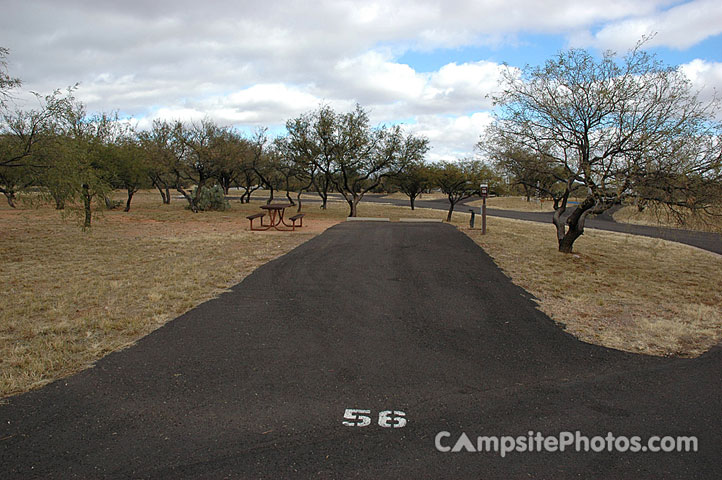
[359,194,722,255]
[2,223,720,478]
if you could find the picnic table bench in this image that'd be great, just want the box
[288,213,305,230]
[246,212,266,230]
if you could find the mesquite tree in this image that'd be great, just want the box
[391,161,434,210]
[286,104,429,217]
[1,89,75,207]
[137,120,177,204]
[483,43,721,253]
[433,160,490,221]
[284,105,339,209]
[170,119,226,212]
[249,128,286,204]
[50,103,118,228]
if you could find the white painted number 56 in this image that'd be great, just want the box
[342,409,407,428]
[342,409,372,427]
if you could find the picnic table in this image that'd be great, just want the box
[247,203,305,231]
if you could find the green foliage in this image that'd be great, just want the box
[191,184,229,211]
[431,159,495,199]
[391,161,434,207]
[284,104,429,216]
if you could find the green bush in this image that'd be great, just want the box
[193,184,229,211]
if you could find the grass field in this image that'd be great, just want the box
[382,191,448,201]
[468,220,721,358]
[613,205,722,233]
[1,190,720,398]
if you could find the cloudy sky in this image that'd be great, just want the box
[2,0,721,160]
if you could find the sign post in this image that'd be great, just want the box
[480,184,488,235]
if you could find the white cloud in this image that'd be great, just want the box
[405,112,494,162]
[425,61,504,110]
[680,59,722,105]
[332,50,427,104]
[1,0,719,160]
[327,52,504,119]
[575,0,722,51]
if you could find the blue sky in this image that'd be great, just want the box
[2,0,722,160]
[400,33,721,72]
[399,35,570,72]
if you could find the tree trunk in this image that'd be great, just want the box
[409,195,416,210]
[296,190,303,212]
[286,190,295,205]
[556,196,596,253]
[241,186,258,204]
[154,182,168,204]
[2,190,17,208]
[124,188,135,212]
[347,197,359,217]
[177,187,198,213]
[158,186,168,204]
[266,187,274,204]
[154,182,171,204]
[320,193,328,209]
[558,224,584,253]
[446,200,457,221]
[82,184,92,228]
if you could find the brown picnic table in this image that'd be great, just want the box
[247,203,305,231]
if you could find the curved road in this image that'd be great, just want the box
[229,192,721,254]
[1,223,719,478]
[363,194,722,255]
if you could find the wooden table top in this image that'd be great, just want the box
[260,203,294,210]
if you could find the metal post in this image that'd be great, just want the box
[482,196,486,235]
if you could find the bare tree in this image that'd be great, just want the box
[236,165,261,204]
[482,42,722,253]
[0,47,21,111]
[249,128,285,204]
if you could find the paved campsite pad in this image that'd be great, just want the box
[1,223,720,478]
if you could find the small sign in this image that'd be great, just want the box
[480,184,488,197]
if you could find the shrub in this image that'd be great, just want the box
[193,184,229,211]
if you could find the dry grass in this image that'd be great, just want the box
[2,191,720,398]
[467,196,555,212]
[0,191,338,397]
[382,191,449,201]
[466,218,722,357]
[613,205,722,233]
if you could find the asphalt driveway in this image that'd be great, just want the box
[1,223,719,478]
